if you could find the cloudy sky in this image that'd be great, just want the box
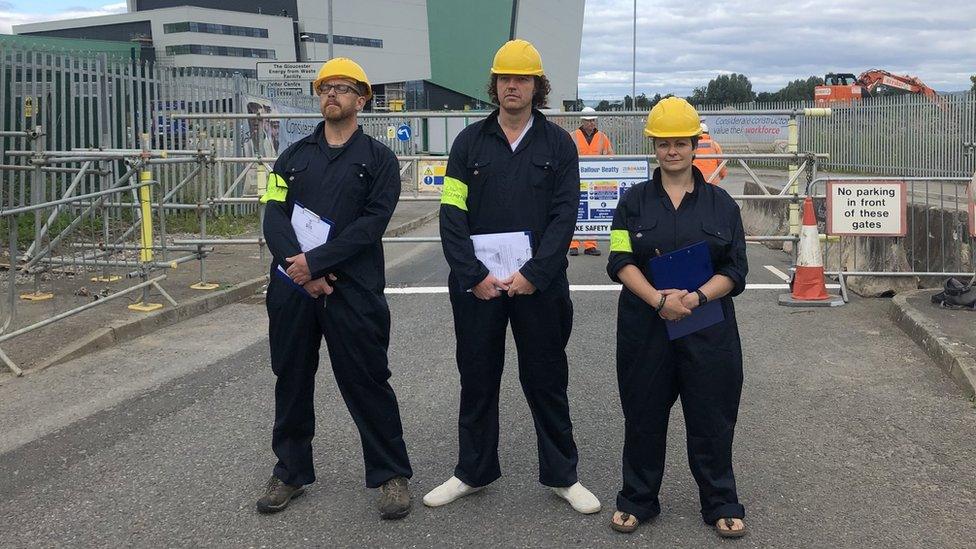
[0,1,127,31]
[3,0,975,99]
[580,0,976,98]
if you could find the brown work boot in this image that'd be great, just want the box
[377,476,411,520]
[256,475,305,514]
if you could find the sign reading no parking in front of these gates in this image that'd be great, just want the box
[826,181,907,236]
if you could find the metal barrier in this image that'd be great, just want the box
[806,176,976,286]
[2,42,972,373]
[0,129,196,375]
[690,93,976,178]
[3,120,971,378]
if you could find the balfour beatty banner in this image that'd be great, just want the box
[700,114,789,154]
[242,95,318,158]
[576,159,649,234]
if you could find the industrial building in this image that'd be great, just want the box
[13,0,585,110]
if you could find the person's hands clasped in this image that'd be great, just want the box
[502,271,536,298]
[657,289,692,321]
[679,290,702,312]
[472,274,509,300]
[303,273,338,298]
[286,253,312,285]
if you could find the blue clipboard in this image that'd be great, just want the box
[648,241,725,340]
[274,264,313,298]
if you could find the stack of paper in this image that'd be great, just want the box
[470,231,532,280]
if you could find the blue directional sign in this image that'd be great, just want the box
[396,124,412,141]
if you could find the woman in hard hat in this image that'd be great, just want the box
[605,97,749,537]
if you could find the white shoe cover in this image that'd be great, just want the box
[422,476,483,507]
[551,482,601,514]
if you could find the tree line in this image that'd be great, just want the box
[587,73,976,111]
[589,73,826,111]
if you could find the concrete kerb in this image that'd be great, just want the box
[24,208,440,376]
[35,275,269,372]
[890,290,976,397]
[386,207,439,237]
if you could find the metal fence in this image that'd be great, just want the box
[807,176,975,282]
[2,44,975,374]
[686,94,976,177]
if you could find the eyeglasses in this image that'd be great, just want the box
[318,83,360,95]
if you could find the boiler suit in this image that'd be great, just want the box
[606,166,748,524]
[261,122,412,489]
[439,109,582,488]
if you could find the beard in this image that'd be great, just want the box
[321,101,356,122]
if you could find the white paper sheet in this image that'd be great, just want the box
[291,202,331,252]
[470,231,532,281]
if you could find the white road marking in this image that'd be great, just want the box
[385,283,839,294]
[764,265,791,282]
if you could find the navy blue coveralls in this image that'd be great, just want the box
[262,122,412,488]
[439,109,581,488]
[607,166,748,524]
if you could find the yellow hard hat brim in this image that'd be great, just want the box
[490,68,544,76]
[644,129,703,138]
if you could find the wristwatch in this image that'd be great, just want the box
[695,289,708,306]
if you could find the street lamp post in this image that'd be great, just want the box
[327,0,334,60]
[300,0,333,62]
[299,33,315,62]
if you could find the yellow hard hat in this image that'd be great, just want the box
[491,39,544,76]
[313,57,372,100]
[644,97,702,138]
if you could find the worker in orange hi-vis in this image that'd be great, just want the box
[692,123,728,184]
[570,107,614,257]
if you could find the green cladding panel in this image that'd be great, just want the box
[426,0,513,104]
[0,34,138,58]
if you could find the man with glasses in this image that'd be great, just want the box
[257,57,413,519]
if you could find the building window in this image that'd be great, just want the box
[184,67,258,78]
[301,32,383,48]
[164,22,269,38]
[165,45,277,59]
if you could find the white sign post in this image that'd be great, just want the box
[970,198,975,238]
[969,173,976,237]
[826,181,907,236]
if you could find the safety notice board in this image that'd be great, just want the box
[576,159,649,235]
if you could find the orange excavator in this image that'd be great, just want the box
[814,69,941,105]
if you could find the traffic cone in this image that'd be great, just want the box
[793,197,829,300]
[779,197,844,307]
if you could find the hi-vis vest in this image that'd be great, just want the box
[693,134,727,183]
[572,129,614,156]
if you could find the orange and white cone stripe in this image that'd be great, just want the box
[791,197,830,301]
